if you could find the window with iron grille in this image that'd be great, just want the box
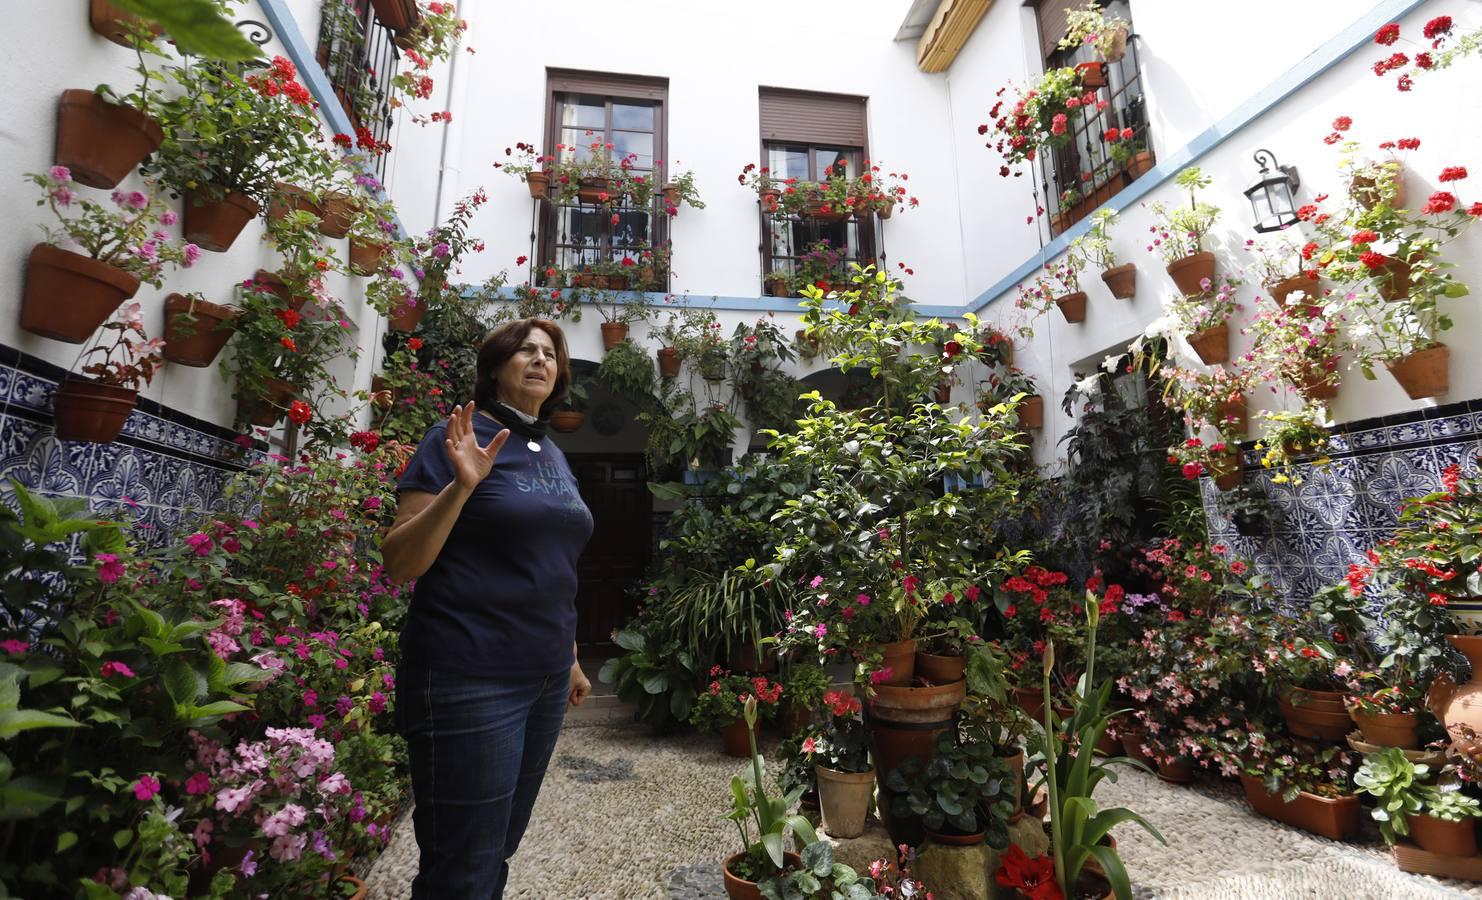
[539,71,669,283]
[758,89,874,290]
[316,0,399,181]
[1032,1,1152,238]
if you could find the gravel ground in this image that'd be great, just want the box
[365,718,1482,899]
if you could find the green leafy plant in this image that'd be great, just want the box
[723,697,819,882]
[597,338,658,404]
[884,731,1014,843]
[110,0,262,61]
[758,841,881,900]
[689,670,782,732]
[781,663,832,713]
[597,621,701,730]
[1354,748,1429,845]
[1145,167,1220,264]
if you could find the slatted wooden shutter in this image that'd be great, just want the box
[1035,0,1080,62]
[758,88,868,147]
[547,69,667,101]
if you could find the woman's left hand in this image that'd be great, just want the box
[568,663,592,707]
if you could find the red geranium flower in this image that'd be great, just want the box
[1359,251,1387,270]
[287,401,312,425]
[1438,166,1468,183]
[1421,191,1456,214]
[1374,22,1401,45]
[1332,115,1353,131]
[407,337,424,350]
[1423,15,1453,43]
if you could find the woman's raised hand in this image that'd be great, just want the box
[444,404,508,490]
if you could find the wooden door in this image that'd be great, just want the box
[569,455,651,647]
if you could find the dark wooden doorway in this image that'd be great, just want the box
[569,454,651,648]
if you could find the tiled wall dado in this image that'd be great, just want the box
[0,344,260,548]
[1207,399,1482,602]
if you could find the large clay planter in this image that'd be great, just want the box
[867,678,967,844]
[389,298,426,333]
[1279,687,1352,742]
[780,701,815,736]
[1013,686,1045,722]
[718,719,762,758]
[1016,395,1045,431]
[1054,291,1088,323]
[1000,749,1026,819]
[1240,775,1359,840]
[1348,708,1420,749]
[1270,275,1319,308]
[1101,263,1136,299]
[318,192,356,238]
[548,411,585,433]
[914,650,966,685]
[90,0,161,45]
[1432,635,1482,749]
[1167,251,1217,297]
[184,188,260,253]
[162,293,237,367]
[1188,323,1229,365]
[525,171,550,199]
[815,765,874,839]
[239,378,296,428]
[1156,758,1195,784]
[21,244,140,343]
[349,238,388,275]
[53,379,137,443]
[55,90,163,190]
[600,322,629,350]
[1386,344,1449,400]
[876,639,918,686]
[1407,813,1479,857]
[657,347,682,378]
[1210,451,1244,492]
[723,851,802,900]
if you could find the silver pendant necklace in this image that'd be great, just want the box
[527,439,542,453]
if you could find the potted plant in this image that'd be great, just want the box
[739,163,787,213]
[884,730,1014,848]
[986,66,1092,177]
[1146,167,1221,296]
[22,169,194,343]
[1058,0,1132,63]
[721,697,815,898]
[1076,209,1136,299]
[1355,748,1482,855]
[756,843,896,900]
[1166,274,1241,366]
[690,670,784,757]
[52,302,164,443]
[346,193,402,276]
[661,167,705,215]
[162,292,237,367]
[1243,297,1348,401]
[794,239,847,295]
[1245,230,1320,307]
[805,690,874,839]
[652,313,685,378]
[497,141,555,198]
[978,368,1042,431]
[779,663,831,736]
[596,338,657,404]
[548,374,589,433]
[1264,583,1373,742]
[594,286,650,349]
[59,28,167,189]
[1251,406,1334,487]
[146,55,329,252]
[1016,253,1088,325]
[1232,727,1361,839]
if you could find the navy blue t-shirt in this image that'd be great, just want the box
[396,414,594,676]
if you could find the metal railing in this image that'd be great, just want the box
[536,195,671,289]
[315,0,399,181]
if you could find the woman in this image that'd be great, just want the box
[383,318,595,899]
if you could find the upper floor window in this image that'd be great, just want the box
[316,0,399,180]
[757,89,874,292]
[540,70,669,282]
[1032,1,1153,238]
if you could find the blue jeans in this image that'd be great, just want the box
[397,666,570,900]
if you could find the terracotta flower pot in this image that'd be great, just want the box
[266,182,323,224]
[184,188,260,253]
[371,0,421,32]
[1188,323,1229,365]
[526,171,550,199]
[718,718,761,758]
[548,410,584,433]
[1156,758,1195,784]
[926,828,985,846]
[388,297,426,333]
[53,378,137,443]
[780,702,814,736]
[1210,451,1244,492]
[1167,251,1217,297]
[663,184,682,208]
[1296,362,1340,401]
[600,321,629,350]
[759,187,782,210]
[1386,344,1449,400]
[1120,730,1157,768]
[1406,812,1479,857]
[723,851,802,900]
[1269,275,1318,308]
[1094,728,1122,757]
[1100,262,1136,299]
[1076,61,1108,88]
[1014,686,1046,722]
[318,191,356,238]
[339,876,368,900]
[1016,395,1045,430]
[252,269,309,312]
[1103,26,1129,62]
[349,238,388,275]
[55,90,163,190]
[765,279,791,297]
[1432,635,1482,749]
[162,293,237,367]
[21,244,140,343]
[1348,708,1420,749]
[815,765,874,839]
[579,178,617,204]
[656,346,682,378]
[1352,170,1407,212]
[239,378,296,428]
[876,639,918,686]
[1217,394,1248,435]
[1000,748,1026,818]
[867,678,967,844]
[914,650,966,685]
[89,0,161,45]
[1240,775,1359,840]
[1054,291,1088,323]
[1279,687,1352,742]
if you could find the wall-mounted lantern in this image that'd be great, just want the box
[1244,149,1301,233]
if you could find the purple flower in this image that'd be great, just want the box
[239,850,257,877]
[369,691,387,714]
[133,774,161,801]
[432,242,450,257]
[307,713,327,729]
[335,695,354,716]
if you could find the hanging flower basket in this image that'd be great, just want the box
[1188,323,1229,366]
[600,322,629,350]
[349,238,388,275]
[388,297,426,333]
[89,0,161,46]
[238,378,296,427]
[1166,251,1217,297]
[1100,263,1136,299]
[1016,395,1045,430]
[1054,291,1088,323]
[1386,344,1449,399]
[549,411,585,433]
[253,270,310,312]
[370,0,421,33]
[162,293,237,367]
[1103,26,1129,62]
[52,377,137,443]
[657,347,681,378]
[1269,275,1318,308]
[318,191,356,239]
[55,90,164,190]
[184,188,260,253]
[21,243,139,343]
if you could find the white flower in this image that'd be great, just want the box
[1101,354,1122,374]
[1074,374,1102,396]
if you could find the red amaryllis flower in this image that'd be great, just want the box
[1438,166,1468,183]
[995,845,1062,900]
[1374,23,1400,45]
[287,401,312,425]
[1421,191,1456,214]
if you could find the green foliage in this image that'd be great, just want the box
[780,663,832,711]
[884,732,1014,844]
[113,0,262,62]
[759,842,879,900]
[724,698,819,880]
[597,622,701,730]
[597,339,657,404]
[1354,748,1427,845]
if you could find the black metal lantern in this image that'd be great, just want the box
[1244,149,1301,233]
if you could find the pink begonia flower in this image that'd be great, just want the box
[813,624,827,638]
[261,803,307,838]
[801,736,816,753]
[809,575,824,588]
[95,553,125,584]
[870,667,894,685]
[303,690,318,708]
[222,538,241,554]
[193,817,213,848]
[184,532,213,556]
[185,772,211,795]
[307,714,327,729]
[101,660,136,678]
[215,784,256,813]
[318,772,351,795]
[133,774,161,801]
[270,833,307,863]
[1,640,28,655]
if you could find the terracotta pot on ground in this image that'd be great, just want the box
[1156,758,1195,784]
[1188,323,1229,366]
[1100,262,1137,299]
[657,346,682,378]
[726,643,778,674]
[1017,395,1045,431]
[1094,728,1122,757]
[318,192,356,238]
[526,171,550,199]
[877,639,918,686]
[926,828,984,846]
[600,322,629,350]
[914,650,966,685]
[1406,812,1479,857]
[90,0,161,45]
[1210,451,1244,492]
[780,702,814,736]
[1270,275,1319,308]
[1386,344,1449,400]
[1076,61,1108,88]
[1240,775,1359,840]
[52,379,137,443]
[349,238,388,275]
[55,90,163,190]
[1431,635,1482,749]
[1279,687,1352,742]
[867,678,968,844]
[389,298,426,333]
[723,851,802,900]
[1120,730,1157,768]
[1348,708,1420,749]
[1054,291,1088,323]
[1013,686,1045,722]
[548,411,584,433]
[240,378,296,428]
[184,188,260,253]
[21,244,139,343]
[1167,251,1217,297]
[815,765,874,839]
[162,293,237,367]
[718,719,762,758]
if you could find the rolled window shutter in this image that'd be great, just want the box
[1035,0,1079,63]
[759,88,867,147]
[547,69,667,101]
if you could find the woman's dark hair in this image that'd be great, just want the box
[473,318,571,418]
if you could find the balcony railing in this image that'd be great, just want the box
[316,0,399,181]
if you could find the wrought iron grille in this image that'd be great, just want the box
[542,197,670,285]
[757,146,876,292]
[315,0,399,181]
